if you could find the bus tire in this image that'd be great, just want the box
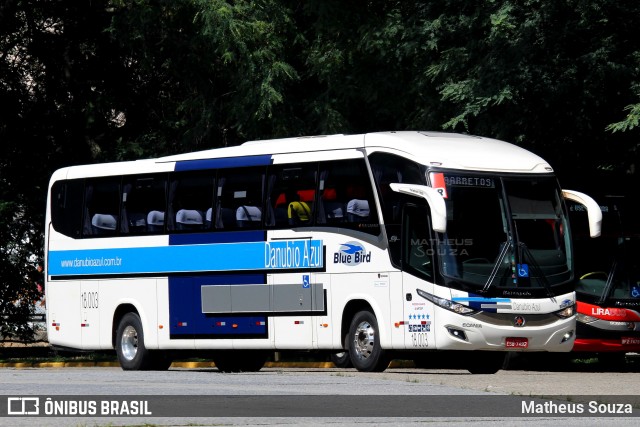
[115,312,153,371]
[330,351,352,368]
[348,310,389,372]
[466,351,505,374]
[213,351,267,373]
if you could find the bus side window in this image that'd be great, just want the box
[216,167,264,230]
[317,159,380,235]
[403,204,434,280]
[50,179,84,238]
[121,174,167,234]
[83,177,121,237]
[167,172,215,232]
[369,152,425,225]
[265,164,318,228]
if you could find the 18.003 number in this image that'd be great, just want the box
[81,291,99,309]
[411,333,428,348]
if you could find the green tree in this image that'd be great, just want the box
[414,0,640,171]
[3,0,640,340]
[302,1,640,171]
[1,0,304,338]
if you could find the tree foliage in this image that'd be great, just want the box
[2,0,640,338]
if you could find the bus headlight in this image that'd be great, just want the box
[416,289,477,315]
[554,304,576,319]
[576,313,598,323]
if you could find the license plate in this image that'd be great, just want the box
[621,337,640,345]
[505,337,528,348]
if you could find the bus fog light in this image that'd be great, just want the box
[561,330,574,343]
[447,327,468,341]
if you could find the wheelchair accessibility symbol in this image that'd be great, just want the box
[517,264,529,278]
[632,286,640,298]
[302,274,310,288]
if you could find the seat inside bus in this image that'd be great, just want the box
[346,199,370,222]
[147,210,165,232]
[236,205,261,227]
[176,209,204,230]
[91,213,117,234]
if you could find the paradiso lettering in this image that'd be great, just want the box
[334,241,372,266]
[264,239,323,269]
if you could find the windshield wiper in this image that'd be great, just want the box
[517,242,555,299]
[480,240,512,294]
[597,260,617,305]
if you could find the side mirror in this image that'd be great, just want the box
[389,183,447,233]
[562,189,602,238]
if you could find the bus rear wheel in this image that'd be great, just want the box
[348,310,389,372]
[213,351,267,373]
[330,351,352,368]
[115,312,171,371]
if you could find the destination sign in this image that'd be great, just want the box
[443,176,495,188]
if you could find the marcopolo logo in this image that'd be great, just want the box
[333,241,371,266]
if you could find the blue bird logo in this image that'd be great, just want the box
[340,243,363,254]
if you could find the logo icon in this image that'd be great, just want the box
[559,299,573,309]
[333,241,371,266]
[517,264,529,278]
[514,316,526,327]
[7,397,40,415]
[340,242,364,255]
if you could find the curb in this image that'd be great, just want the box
[0,360,415,369]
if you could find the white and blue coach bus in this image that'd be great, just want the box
[44,131,602,373]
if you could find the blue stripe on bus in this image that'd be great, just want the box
[451,297,511,303]
[174,155,273,172]
[169,274,267,337]
[47,239,324,276]
[451,297,512,314]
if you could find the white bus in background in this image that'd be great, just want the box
[44,131,602,373]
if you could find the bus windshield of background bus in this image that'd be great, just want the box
[576,238,640,302]
[570,193,640,303]
[433,173,571,289]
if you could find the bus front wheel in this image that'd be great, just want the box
[348,310,389,372]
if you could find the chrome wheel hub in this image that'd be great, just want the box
[121,325,138,361]
[353,320,375,360]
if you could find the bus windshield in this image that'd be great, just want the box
[570,192,640,304]
[577,239,640,303]
[432,172,572,291]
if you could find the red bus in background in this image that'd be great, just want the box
[569,190,640,362]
